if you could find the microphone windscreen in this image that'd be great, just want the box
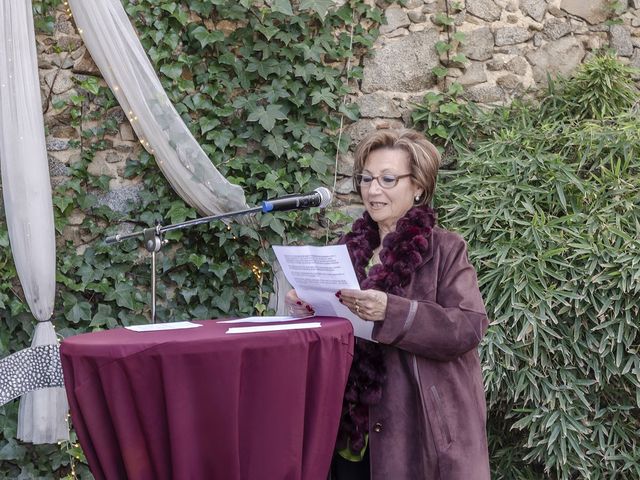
[314,187,332,208]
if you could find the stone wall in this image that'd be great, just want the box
[35,0,640,244]
[334,0,640,211]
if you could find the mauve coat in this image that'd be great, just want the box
[367,226,490,479]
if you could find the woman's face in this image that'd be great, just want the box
[360,148,423,232]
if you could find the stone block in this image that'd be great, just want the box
[337,152,355,176]
[506,56,529,75]
[67,211,86,226]
[457,61,488,86]
[119,123,136,142]
[560,0,608,25]
[461,27,495,61]
[48,155,70,177]
[56,34,82,51]
[380,6,411,34]
[408,7,426,23]
[52,70,75,95]
[46,138,69,151]
[543,18,573,40]
[487,58,507,70]
[88,151,120,178]
[494,26,533,46]
[526,36,586,85]
[610,25,634,57]
[40,53,74,69]
[49,125,78,138]
[105,152,123,164]
[95,185,143,213]
[387,28,409,39]
[356,93,402,118]
[496,73,525,92]
[106,107,126,124]
[335,177,355,195]
[362,29,440,92]
[55,20,76,35]
[466,0,502,22]
[630,48,640,78]
[520,0,547,22]
[73,48,100,75]
[464,83,504,102]
[339,205,366,224]
[345,119,404,144]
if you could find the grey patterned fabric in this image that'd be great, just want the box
[0,345,63,406]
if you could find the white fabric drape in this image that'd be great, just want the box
[68,0,248,215]
[0,0,68,443]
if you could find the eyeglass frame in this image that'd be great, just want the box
[355,172,414,189]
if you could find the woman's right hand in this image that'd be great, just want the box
[285,289,315,317]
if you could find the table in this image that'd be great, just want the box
[60,317,353,480]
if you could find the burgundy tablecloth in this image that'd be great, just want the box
[61,317,353,480]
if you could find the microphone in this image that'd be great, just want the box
[261,187,332,213]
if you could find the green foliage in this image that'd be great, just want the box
[539,51,639,122]
[413,54,640,479]
[1,0,382,477]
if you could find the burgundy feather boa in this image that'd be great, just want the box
[337,205,436,455]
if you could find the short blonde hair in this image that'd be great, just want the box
[352,128,441,205]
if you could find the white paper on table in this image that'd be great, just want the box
[125,321,203,332]
[217,316,305,324]
[273,245,374,341]
[226,322,322,334]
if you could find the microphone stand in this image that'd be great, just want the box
[105,206,263,323]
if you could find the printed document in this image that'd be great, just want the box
[273,245,374,340]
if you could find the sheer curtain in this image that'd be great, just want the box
[0,1,68,443]
[68,0,248,216]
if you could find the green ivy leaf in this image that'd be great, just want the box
[300,0,333,19]
[200,116,221,135]
[247,104,288,132]
[167,202,196,223]
[451,53,468,64]
[53,195,74,213]
[67,302,93,324]
[310,87,337,107]
[269,217,286,237]
[105,283,137,310]
[160,2,177,14]
[90,304,116,328]
[191,26,225,48]
[0,439,27,460]
[447,82,464,97]
[268,0,294,16]
[432,66,449,78]
[160,63,183,80]
[452,31,467,43]
[435,41,451,55]
[263,133,289,157]
[188,253,208,269]
[433,12,454,26]
[209,263,230,281]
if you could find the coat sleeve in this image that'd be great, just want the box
[371,236,488,361]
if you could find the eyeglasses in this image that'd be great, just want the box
[355,173,413,189]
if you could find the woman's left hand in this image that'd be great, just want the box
[337,289,387,322]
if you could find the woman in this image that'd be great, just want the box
[287,128,490,479]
